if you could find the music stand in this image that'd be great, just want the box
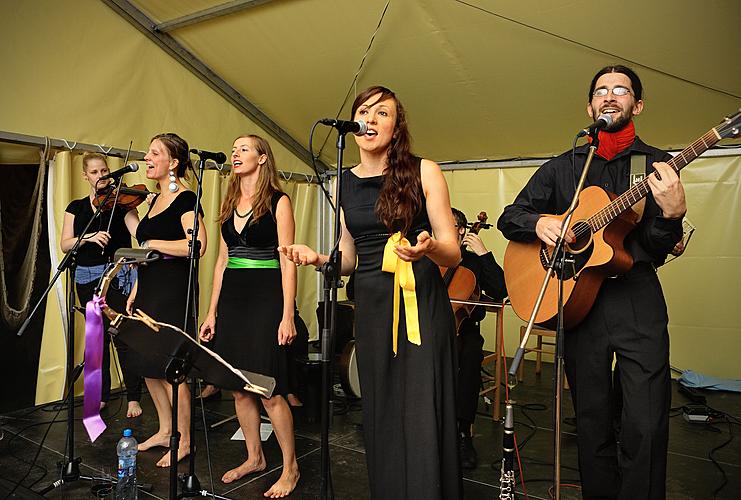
[102,253,276,500]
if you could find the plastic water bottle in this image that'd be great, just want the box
[116,429,138,499]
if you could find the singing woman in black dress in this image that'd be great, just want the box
[199,134,299,498]
[280,86,462,499]
[123,133,207,467]
[60,153,143,418]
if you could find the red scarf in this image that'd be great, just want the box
[587,121,636,160]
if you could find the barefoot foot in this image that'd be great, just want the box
[264,465,299,498]
[156,443,190,467]
[221,456,267,484]
[286,393,303,407]
[127,401,143,418]
[138,432,169,451]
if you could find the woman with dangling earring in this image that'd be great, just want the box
[200,134,299,498]
[121,132,207,468]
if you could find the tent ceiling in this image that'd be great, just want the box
[73,1,741,165]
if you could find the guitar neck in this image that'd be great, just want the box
[588,128,721,231]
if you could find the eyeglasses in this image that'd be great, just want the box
[592,86,632,97]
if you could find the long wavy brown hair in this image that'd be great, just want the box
[217,135,282,224]
[351,86,422,235]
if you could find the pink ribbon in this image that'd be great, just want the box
[83,294,107,442]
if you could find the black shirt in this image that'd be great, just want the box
[497,137,683,267]
[65,197,132,266]
[137,191,203,245]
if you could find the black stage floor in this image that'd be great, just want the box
[1,360,740,499]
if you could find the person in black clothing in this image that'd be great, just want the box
[60,153,143,418]
[497,66,686,499]
[451,208,507,469]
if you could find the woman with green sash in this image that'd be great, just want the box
[199,134,299,498]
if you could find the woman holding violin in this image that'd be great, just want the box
[280,86,462,499]
[60,152,144,418]
[450,207,507,470]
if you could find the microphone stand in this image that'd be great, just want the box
[23,178,121,495]
[178,155,230,499]
[507,133,601,500]
[317,129,350,500]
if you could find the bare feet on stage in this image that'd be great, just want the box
[264,464,300,498]
[156,442,190,468]
[137,432,169,452]
[286,393,303,407]
[221,456,267,483]
[127,401,143,418]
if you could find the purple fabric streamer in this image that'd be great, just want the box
[83,294,107,442]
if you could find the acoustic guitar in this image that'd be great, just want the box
[504,110,740,329]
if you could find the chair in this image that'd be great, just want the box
[517,325,569,389]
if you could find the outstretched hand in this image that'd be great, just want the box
[278,244,319,267]
[394,230,434,262]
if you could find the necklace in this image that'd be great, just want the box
[235,207,253,219]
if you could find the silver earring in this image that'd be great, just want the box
[168,168,179,193]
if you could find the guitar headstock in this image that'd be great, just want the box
[715,109,741,139]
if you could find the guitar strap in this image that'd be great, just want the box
[629,153,647,221]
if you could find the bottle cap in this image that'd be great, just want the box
[123,428,133,437]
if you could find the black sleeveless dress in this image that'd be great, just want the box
[211,192,290,396]
[120,191,201,379]
[340,163,462,500]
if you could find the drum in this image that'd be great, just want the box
[338,340,361,398]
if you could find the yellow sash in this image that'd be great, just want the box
[381,232,421,354]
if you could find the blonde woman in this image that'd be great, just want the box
[200,134,299,498]
[60,153,143,417]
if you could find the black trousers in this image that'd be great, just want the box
[564,263,670,500]
[76,280,143,403]
[456,327,485,429]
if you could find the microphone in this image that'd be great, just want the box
[319,118,368,136]
[190,149,227,164]
[100,163,139,180]
[577,113,613,137]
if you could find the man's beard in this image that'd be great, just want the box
[592,105,633,132]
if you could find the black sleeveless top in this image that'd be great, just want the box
[340,158,431,272]
[220,191,286,260]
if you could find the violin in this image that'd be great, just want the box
[440,211,490,334]
[94,183,153,211]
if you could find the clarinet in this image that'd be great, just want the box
[499,401,516,499]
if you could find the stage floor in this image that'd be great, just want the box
[1,360,739,499]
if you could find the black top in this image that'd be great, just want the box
[340,158,432,268]
[65,197,132,266]
[221,191,287,260]
[136,191,203,245]
[458,249,507,330]
[497,137,683,267]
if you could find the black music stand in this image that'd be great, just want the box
[107,285,275,500]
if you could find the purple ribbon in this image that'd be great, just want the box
[83,294,107,442]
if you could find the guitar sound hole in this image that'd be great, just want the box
[539,241,594,281]
[567,221,592,253]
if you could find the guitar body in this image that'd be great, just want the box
[504,185,637,329]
